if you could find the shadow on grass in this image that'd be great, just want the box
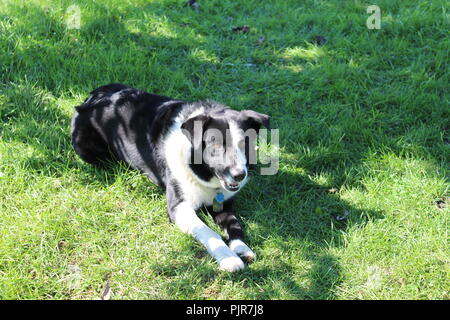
[1,0,446,299]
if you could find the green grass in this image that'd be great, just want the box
[0,0,448,299]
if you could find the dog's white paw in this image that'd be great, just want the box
[229,239,256,263]
[219,256,245,272]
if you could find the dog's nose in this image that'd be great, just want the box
[230,169,246,182]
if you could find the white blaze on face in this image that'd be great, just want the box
[227,121,248,180]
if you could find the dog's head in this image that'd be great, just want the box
[181,104,270,192]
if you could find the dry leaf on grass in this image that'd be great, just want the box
[101,281,112,300]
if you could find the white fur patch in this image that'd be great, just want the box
[228,121,248,171]
[218,256,245,272]
[229,239,255,262]
[172,203,245,272]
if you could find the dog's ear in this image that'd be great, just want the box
[181,114,210,148]
[240,110,270,131]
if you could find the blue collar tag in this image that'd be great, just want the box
[213,192,224,212]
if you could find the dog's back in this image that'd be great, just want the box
[71,83,182,186]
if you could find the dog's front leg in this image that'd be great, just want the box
[166,187,244,272]
[208,199,256,263]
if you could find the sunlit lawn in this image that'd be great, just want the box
[0,0,448,299]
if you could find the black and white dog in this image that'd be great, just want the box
[71,84,270,272]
